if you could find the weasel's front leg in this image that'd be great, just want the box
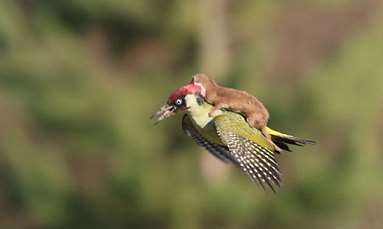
[208,103,227,117]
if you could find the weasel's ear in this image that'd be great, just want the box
[191,75,198,83]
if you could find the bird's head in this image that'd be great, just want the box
[151,83,204,123]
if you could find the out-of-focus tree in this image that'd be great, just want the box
[0,0,382,228]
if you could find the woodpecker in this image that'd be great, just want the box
[152,83,315,191]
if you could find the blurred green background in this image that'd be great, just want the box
[0,0,383,228]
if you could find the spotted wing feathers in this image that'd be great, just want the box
[216,127,282,192]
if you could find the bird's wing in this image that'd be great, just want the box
[182,114,235,163]
[214,112,281,191]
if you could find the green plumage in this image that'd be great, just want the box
[182,94,315,191]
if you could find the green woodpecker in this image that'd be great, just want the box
[152,84,315,191]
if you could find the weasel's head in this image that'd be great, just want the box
[191,73,217,97]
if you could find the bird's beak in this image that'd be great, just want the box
[151,103,177,124]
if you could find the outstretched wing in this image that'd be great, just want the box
[181,114,235,163]
[214,113,281,191]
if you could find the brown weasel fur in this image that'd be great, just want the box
[192,73,282,152]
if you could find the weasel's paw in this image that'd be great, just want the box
[208,110,220,117]
[274,144,283,153]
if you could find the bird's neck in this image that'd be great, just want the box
[184,94,223,128]
[187,103,222,128]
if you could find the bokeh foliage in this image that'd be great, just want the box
[0,0,382,228]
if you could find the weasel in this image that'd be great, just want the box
[192,73,282,152]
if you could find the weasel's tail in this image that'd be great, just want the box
[266,127,316,152]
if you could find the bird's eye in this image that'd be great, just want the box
[175,98,183,106]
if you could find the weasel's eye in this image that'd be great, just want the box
[175,98,183,107]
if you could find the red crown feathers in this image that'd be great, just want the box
[168,83,201,104]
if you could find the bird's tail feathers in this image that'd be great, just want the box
[266,127,315,152]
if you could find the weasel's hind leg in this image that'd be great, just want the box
[260,127,282,153]
[247,115,282,153]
